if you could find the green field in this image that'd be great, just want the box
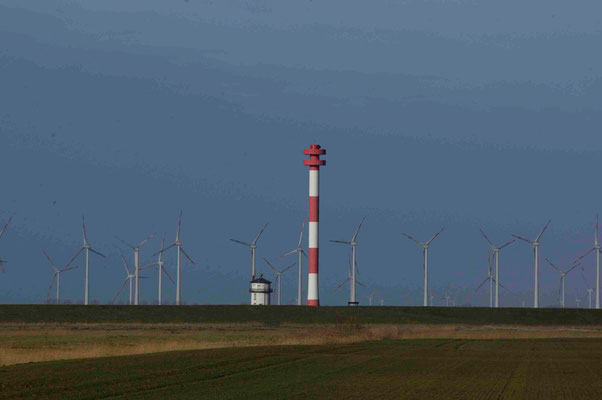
[1,338,601,399]
[1,304,601,325]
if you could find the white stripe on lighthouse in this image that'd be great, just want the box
[309,170,319,197]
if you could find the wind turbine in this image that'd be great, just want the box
[331,217,365,306]
[144,234,174,305]
[402,227,445,307]
[154,211,195,305]
[475,251,495,307]
[113,248,150,305]
[113,249,135,305]
[115,233,154,305]
[66,217,105,305]
[574,215,601,309]
[43,250,79,304]
[480,229,515,308]
[581,268,595,309]
[334,254,366,305]
[575,295,581,308]
[281,220,307,306]
[0,216,12,272]
[231,223,268,281]
[545,258,580,308]
[512,219,551,309]
[263,257,295,306]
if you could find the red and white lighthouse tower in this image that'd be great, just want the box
[303,144,326,306]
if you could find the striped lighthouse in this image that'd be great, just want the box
[303,144,326,306]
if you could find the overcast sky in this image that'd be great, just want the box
[1,0,602,306]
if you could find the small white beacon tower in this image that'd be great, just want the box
[250,276,273,305]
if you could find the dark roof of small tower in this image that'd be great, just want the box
[251,277,272,284]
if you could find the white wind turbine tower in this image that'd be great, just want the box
[334,255,366,305]
[115,234,154,305]
[231,223,268,281]
[475,251,495,307]
[545,258,580,308]
[66,217,106,305]
[144,234,174,305]
[0,216,12,273]
[402,227,445,307]
[113,249,136,305]
[264,257,295,306]
[331,217,365,306]
[574,215,601,309]
[480,229,515,308]
[154,211,195,306]
[281,220,307,306]
[43,250,79,304]
[512,219,551,309]
[575,295,581,308]
[580,268,595,309]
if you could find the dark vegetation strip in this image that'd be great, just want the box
[2,339,601,400]
[0,304,601,325]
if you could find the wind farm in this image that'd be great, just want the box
[3,1,602,398]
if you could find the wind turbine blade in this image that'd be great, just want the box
[60,265,80,272]
[545,258,562,274]
[0,216,12,238]
[176,210,183,240]
[230,239,251,247]
[535,219,552,242]
[65,247,84,268]
[351,217,366,242]
[498,239,515,250]
[137,234,155,248]
[0,259,6,273]
[479,229,495,248]
[42,250,55,267]
[491,278,508,291]
[153,242,176,256]
[112,278,129,304]
[574,248,595,263]
[119,248,131,275]
[330,240,352,245]
[140,262,158,270]
[281,262,296,273]
[253,223,269,245]
[355,259,360,276]
[334,277,350,292]
[297,219,306,248]
[511,234,534,244]
[82,216,88,244]
[162,267,175,284]
[263,257,278,272]
[566,263,581,274]
[475,277,489,292]
[180,247,195,264]
[426,227,445,246]
[302,249,308,259]
[46,273,57,300]
[356,280,367,288]
[114,235,135,249]
[89,248,106,258]
[595,214,599,244]
[402,233,423,246]
[280,249,297,258]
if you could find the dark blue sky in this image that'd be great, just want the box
[1,0,601,306]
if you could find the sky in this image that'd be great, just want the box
[1,0,602,307]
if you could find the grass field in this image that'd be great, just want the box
[2,321,601,366]
[2,338,601,399]
[1,304,601,325]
